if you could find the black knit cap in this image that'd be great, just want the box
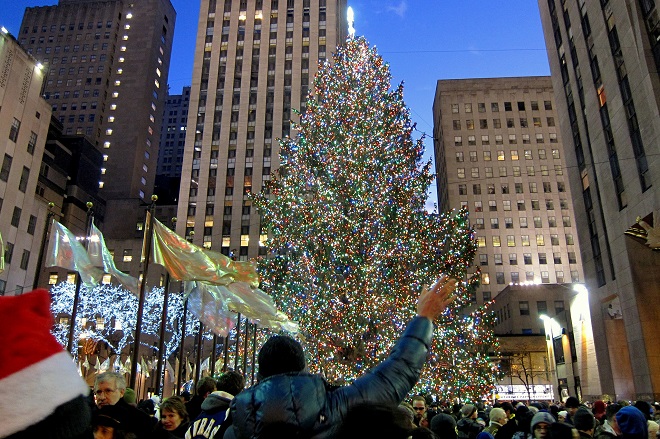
[258,335,306,378]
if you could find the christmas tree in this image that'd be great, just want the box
[253,37,499,400]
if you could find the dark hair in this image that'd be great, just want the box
[160,396,189,423]
[565,397,580,408]
[337,403,414,439]
[195,377,217,397]
[136,399,155,416]
[216,371,245,396]
[257,335,306,379]
[548,422,576,439]
[411,427,437,439]
[633,401,652,421]
[605,404,622,421]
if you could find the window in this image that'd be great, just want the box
[513,166,521,177]
[485,167,493,178]
[489,200,497,211]
[27,132,38,154]
[479,254,488,266]
[568,252,577,264]
[122,249,133,262]
[548,216,557,227]
[48,273,59,285]
[457,168,465,179]
[465,103,472,113]
[27,215,37,235]
[521,235,530,246]
[529,182,537,193]
[537,234,545,246]
[503,200,511,211]
[501,184,509,194]
[494,254,503,265]
[483,151,491,161]
[520,118,528,128]
[556,271,565,283]
[18,167,29,192]
[473,184,481,195]
[507,235,516,247]
[517,200,526,211]
[544,101,552,110]
[534,217,542,228]
[475,218,484,229]
[492,103,499,112]
[563,216,571,227]
[0,154,12,182]
[539,253,547,264]
[454,136,462,146]
[509,253,518,265]
[9,118,21,142]
[531,200,540,210]
[451,104,459,113]
[493,119,501,129]
[20,250,30,270]
[492,236,501,247]
[471,168,479,178]
[497,150,505,161]
[496,272,505,284]
[469,151,478,161]
[453,120,461,130]
[558,182,566,192]
[519,301,530,316]
[504,102,512,111]
[555,300,565,314]
[456,152,464,162]
[4,242,13,264]
[490,218,499,229]
[11,207,22,227]
[482,273,490,285]
[509,134,517,144]
[546,199,554,210]
[553,252,562,264]
[482,135,490,145]
[483,291,491,302]
[474,201,483,212]
[566,234,574,245]
[551,234,559,245]
[477,236,486,247]
[519,217,528,228]
[458,184,467,195]
[524,253,532,264]
[480,119,488,129]
[505,217,513,229]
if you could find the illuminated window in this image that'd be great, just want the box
[123,249,133,262]
[67,273,77,284]
[102,274,111,284]
[48,273,59,285]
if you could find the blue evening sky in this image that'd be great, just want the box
[2,1,550,210]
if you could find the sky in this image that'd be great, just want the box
[2,0,550,210]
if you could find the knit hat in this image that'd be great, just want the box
[565,396,580,408]
[530,412,556,433]
[431,413,458,439]
[558,411,568,419]
[633,401,653,420]
[123,388,137,405]
[93,404,132,429]
[0,289,90,438]
[461,404,478,418]
[615,406,648,439]
[574,407,597,431]
[258,335,306,378]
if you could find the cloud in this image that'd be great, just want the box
[387,1,408,18]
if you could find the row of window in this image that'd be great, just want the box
[459,181,566,195]
[476,233,575,247]
[29,50,109,63]
[456,165,564,179]
[455,149,561,162]
[483,269,578,285]
[452,117,555,130]
[451,101,553,114]
[454,133,558,146]
[24,20,114,34]
[473,215,571,230]
[479,251,577,266]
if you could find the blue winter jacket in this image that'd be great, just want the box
[223,316,434,439]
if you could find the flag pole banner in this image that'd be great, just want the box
[45,221,103,289]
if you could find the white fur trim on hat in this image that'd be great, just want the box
[0,351,89,437]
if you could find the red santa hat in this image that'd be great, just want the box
[0,289,90,438]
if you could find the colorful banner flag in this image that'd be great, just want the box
[45,221,103,290]
[165,360,175,383]
[88,223,139,295]
[140,357,150,378]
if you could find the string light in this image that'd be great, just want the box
[252,37,500,400]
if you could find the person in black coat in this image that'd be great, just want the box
[224,276,458,439]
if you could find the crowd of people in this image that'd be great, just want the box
[4,285,659,439]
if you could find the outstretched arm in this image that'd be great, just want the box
[417,275,458,321]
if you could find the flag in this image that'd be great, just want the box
[83,356,90,370]
[165,360,175,383]
[186,361,192,380]
[175,358,180,380]
[45,220,103,289]
[0,231,4,274]
[100,357,110,372]
[94,355,101,372]
[151,219,258,286]
[140,357,150,378]
[87,223,139,295]
[201,357,210,372]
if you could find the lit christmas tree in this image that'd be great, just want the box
[253,37,499,400]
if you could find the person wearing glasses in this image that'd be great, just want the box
[93,372,156,438]
[531,412,556,439]
[412,395,428,426]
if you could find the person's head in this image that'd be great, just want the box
[160,396,188,432]
[411,427,437,439]
[531,411,556,439]
[216,370,245,396]
[93,404,137,439]
[490,407,508,425]
[195,376,217,398]
[501,402,515,417]
[573,407,597,434]
[548,422,579,439]
[593,401,606,417]
[94,372,127,408]
[337,403,414,439]
[421,410,437,429]
[412,395,427,420]
[257,335,306,379]
[633,401,653,421]
[122,388,136,407]
[558,411,568,423]
[136,399,156,417]
[616,406,648,439]
[431,413,458,439]
[605,403,622,434]
[565,397,580,416]
[461,404,478,419]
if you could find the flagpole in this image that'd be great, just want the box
[129,195,158,389]
[194,321,204,383]
[222,334,229,372]
[234,313,242,370]
[210,332,218,377]
[154,270,170,397]
[251,324,257,385]
[32,202,55,289]
[67,202,94,354]
[177,297,188,394]
[242,322,249,373]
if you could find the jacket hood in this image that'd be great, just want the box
[201,391,234,412]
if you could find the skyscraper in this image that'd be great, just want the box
[433,77,584,310]
[176,0,347,259]
[538,0,660,401]
[18,0,176,239]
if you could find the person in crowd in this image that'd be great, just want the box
[336,402,416,439]
[633,402,659,439]
[413,395,429,427]
[0,289,92,439]
[422,409,439,430]
[595,403,622,439]
[531,412,556,439]
[93,404,137,439]
[616,406,648,439]
[123,389,137,408]
[94,372,157,438]
[558,412,569,423]
[431,413,458,439]
[495,403,519,439]
[400,403,417,428]
[593,402,607,425]
[136,399,156,418]
[153,396,189,438]
[186,377,217,421]
[484,408,509,438]
[565,398,581,426]
[549,422,580,439]
[574,407,598,439]
[458,404,485,439]
[223,276,458,439]
[508,405,534,439]
[412,427,439,439]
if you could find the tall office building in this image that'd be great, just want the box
[18,0,176,239]
[0,30,52,295]
[176,0,347,259]
[538,0,660,400]
[157,86,190,179]
[433,77,584,312]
